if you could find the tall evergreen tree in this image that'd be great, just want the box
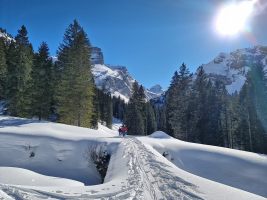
[112,96,126,121]
[190,66,209,142]
[0,38,7,99]
[145,102,157,135]
[6,26,33,117]
[56,20,94,127]
[125,81,147,135]
[166,63,192,140]
[31,42,54,120]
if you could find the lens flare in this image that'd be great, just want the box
[215,0,257,36]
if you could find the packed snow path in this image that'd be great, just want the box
[118,138,203,200]
[0,137,203,200]
[0,116,266,200]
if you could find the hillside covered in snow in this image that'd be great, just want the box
[202,45,267,94]
[92,64,164,102]
[0,116,266,199]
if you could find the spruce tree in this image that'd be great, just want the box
[0,38,7,99]
[146,102,157,134]
[91,86,99,129]
[31,42,54,120]
[125,81,147,135]
[6,26,33,117]
[166,63,192,140]
[56,20,94,127]
[103,92,113,128]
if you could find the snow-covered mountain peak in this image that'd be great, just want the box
[92,64,164,102]
[149,84,164,94]
[92,64,135,102]
[0,30,15,43]
[202,46,267,94]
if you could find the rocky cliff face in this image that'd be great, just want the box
[92,64,163,102]
[90,47,104,65]
[0,29,15,43]
[202,46,267,94]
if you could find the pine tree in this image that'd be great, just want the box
[6,26,33,117]
[190,66,209,142]
[56,20,94,127]
[146,102,157,135]
[91,86,99,129]
[0,38,7,99]
[166,63,192,140]
[31,42,54,120]
[235,65,267,153]
[112,96,126,121]
[103,92,113,128]
[125,81,147,135]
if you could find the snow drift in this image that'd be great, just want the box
[0,116,266,199]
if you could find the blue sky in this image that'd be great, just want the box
[1,0,267,89]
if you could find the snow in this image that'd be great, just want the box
[202,53,247,94]
[0,167,84,187]
[0,115,266,199]
[0,32,13,43]
[149,131,172,139]
[92,64,164,102]
[140,135,267,198]
[202,46,267,94]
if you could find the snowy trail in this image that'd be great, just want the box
[0,137,203,200]
[0,124,266,200]
[120,137,203,200]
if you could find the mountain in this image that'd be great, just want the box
[0,29,15,43]
[146,84,164,99]
[92,64,135,102]
[152,45,267,107]
[92,64,164,102]
[90,47,104,65]
[202,45,267,94]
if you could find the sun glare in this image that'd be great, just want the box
[215,0,257,36]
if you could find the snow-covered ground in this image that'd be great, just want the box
[0,116,266,199]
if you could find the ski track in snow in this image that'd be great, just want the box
[0,138,203,200]
[121,138,202,200]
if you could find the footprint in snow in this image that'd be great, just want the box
[89,190,99,194]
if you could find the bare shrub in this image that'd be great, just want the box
[86,144,111,183]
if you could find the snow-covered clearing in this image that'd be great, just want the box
[0,116,266,199]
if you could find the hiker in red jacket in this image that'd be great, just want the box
[119,124,128,137]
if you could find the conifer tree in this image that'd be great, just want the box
[112,96,126,121]
[91,86,99,129]
[145,102,157,134]
[103,92,113,128]
[125,81,147,135]
[31,42,54,120]
[56,20,94,127]
[0,38,7,99]
[166,63,192,140]
[6,26,33,117]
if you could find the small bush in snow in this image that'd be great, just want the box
[29,151,35,158]
[86,144,110,183]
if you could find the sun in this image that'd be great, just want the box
[215,0,257,36]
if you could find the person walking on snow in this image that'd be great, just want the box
[119,124,128,137]
[118,126,122,136]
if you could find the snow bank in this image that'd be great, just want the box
[140,134,267,198]
[0,116,266,199]
[0,167,84,186]
[149,131,172,139]
[0,116,120,185]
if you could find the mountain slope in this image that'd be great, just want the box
[0,30,14,43]
[202,46,267,94]
[92,64,163,102]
